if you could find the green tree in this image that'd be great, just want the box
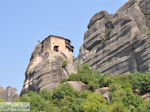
[60,96,75,111]
[18,91,45,111]
[87,82,98,92]
[79,90,92,99]
[61,106,73,112]
[52,84,77,100]
[18,91,59,112]
[62,60,68,67]
[65,64,101,91]
[0,99,4,102]
[147,27,150,31]
[39,89,52,100]
[99,75,115,87]
[108,102,130,112]
[72,98,84,112]
[82,93,108,112]
[16,64,150,112]
[138,101,150,112]
[110,88,127,103]
[122,89,143,110]
[130,72,150,94]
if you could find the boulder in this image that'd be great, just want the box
[95,87,111,102]
[6,86,19,102]
[65,81,87,91]
[141,93,150,101]
[0,86,19,102]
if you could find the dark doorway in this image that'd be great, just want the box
[54,46,59,52]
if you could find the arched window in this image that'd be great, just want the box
[54,46,59,52]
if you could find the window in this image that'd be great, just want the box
[54,46,59,52]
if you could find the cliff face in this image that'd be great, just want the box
[21,37,77,94]
[78,0,150,74]
[0,86,19,102]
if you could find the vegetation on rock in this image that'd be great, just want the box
[0,99,4,102]
[144,11,150,15]
[62,60,68,67]
[146,27,150,37]
[147,27,150,31]
[106,28,113,37]
[16,64,150,112]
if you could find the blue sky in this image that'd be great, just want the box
[0,0,128,93]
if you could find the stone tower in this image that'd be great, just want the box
[42,35,74,62]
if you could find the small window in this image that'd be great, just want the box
[54,46,59,52]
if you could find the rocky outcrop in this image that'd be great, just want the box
[141,93,150,101]
[6,87,19,102]
[0,86,19,102]
[78,0,150,74]
[21,37,77,95]
[65,81,87,91]
[95,87,111,102]
[0,86,6,100]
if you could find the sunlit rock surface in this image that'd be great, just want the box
[0,86,19,102]
[21,36,77,94]
[78,0,150,74]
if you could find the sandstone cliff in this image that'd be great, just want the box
[0,86,19,102]
[21,36,77,94]
[78,0,150,74]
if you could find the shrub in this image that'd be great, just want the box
[60,78,68,83]
[17,64,150,112]
[122,89,143,109]
[52,84,77,100]
[109,82,122,91]
[72,98,84,112]
[110,88,127,103]
[58,96,76,112]
[147,27,150,31]
[65,64,101,91]
[108,102,130,112]
[62,60,68,67]
[67,73,80,81]
[130,72,150,94]
[40,89,52,100]
[87,82,98,92]
[0,99,4,102]
[144,11,150,15]
[82,93,108,112]
[79,90,92,99]
[77,64,92,74]
[17,91,46,111]
[138,101,150,112]
[99,75,115,87]
[146,27,150,37]
[61,106,73,112]
[107,28,113,36]
[101,35,106,41]
[146,33,150,37]
[18,91,59,112]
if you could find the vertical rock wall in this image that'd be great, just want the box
[21,37,77,94]
[78,0,150,74]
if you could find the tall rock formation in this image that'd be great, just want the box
[21,35,77,94]
[0,86,19,102]
[78,0,150,74]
